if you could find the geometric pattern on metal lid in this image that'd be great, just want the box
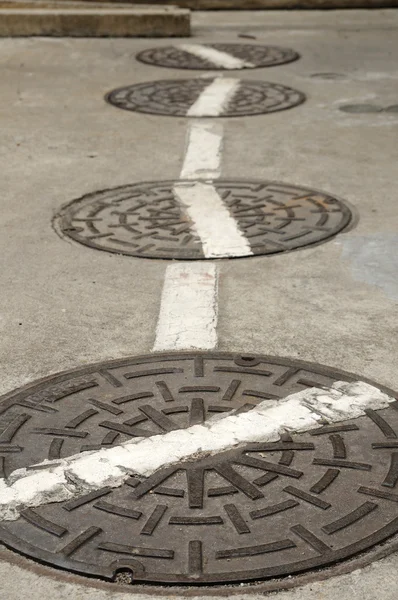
[54,180,353,260]
[0,352,398,587]
[105,79,305,117]
[135,44,300,70]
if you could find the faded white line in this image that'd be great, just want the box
[173,181,253,258]
[186,77,241,117]
[180,121,224,179]
[152,262,218,351]
[178,43,254,70]
[0,381,392,520]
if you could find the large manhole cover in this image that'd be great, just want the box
[105,79,305,117]
[136,43,300,71]
[0,353,398,586]
[55,180,352,259]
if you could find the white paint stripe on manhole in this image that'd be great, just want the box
[175,120,252,257]
[186,77,241,117]
[173,181,253,258]
[0,381,393,520]
[152,262,218,352]
[177,43,255,70]
[180,120,224,179]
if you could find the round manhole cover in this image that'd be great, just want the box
[0,353,398,587]
[55,180,352,259]
[105,79,305,117]
[136,44,300,71]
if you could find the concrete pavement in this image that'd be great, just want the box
[0,8,397,599]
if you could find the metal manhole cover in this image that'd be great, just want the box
[105,79,305,117]
[55,180,352,260]
[136,44,300,71]
[1,353,398,586]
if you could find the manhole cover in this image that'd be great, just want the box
[55,180,352,259]
[105,79,305,117]
[0,353,398,587]
[136,44,299,71]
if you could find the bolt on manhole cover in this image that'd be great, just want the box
[1,353,398,587]
[136,44,300,71]
[55,180,353,260]
[105,79,305,117]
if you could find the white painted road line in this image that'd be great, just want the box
[186,77,241,117]
[173,181,253,258]
[180,121,224,179]
[177,43,255,70]
[154,121,231,350]
[152,262,218,351]
[0,381,393,521]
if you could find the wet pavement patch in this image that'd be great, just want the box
[136,43,300,71]
[339,104,398,114]
[340,104,383,114]
[55,180,352,260]
[310,73,347,80]
[105,78,305,118]
[0,353,398,586]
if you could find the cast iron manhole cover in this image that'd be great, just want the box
[55,180,352,259]
[105,79,305,117]
[136,44,299,71]
[1,353,398,586]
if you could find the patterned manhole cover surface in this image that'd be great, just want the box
[105,79,305,117]
[136,44,300,71]
[1,353,398,586]
[55,180,352,259]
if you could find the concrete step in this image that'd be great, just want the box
[0,2,190,37]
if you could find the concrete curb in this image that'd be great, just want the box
[0,6,190,37]
[36,0,398,9]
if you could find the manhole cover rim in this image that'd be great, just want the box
[2,522,398,586]
[135,44,301,71]
[53,178,355,261]
[2,531,398,595]
[104,79,307,118]
[0,351,397,589]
